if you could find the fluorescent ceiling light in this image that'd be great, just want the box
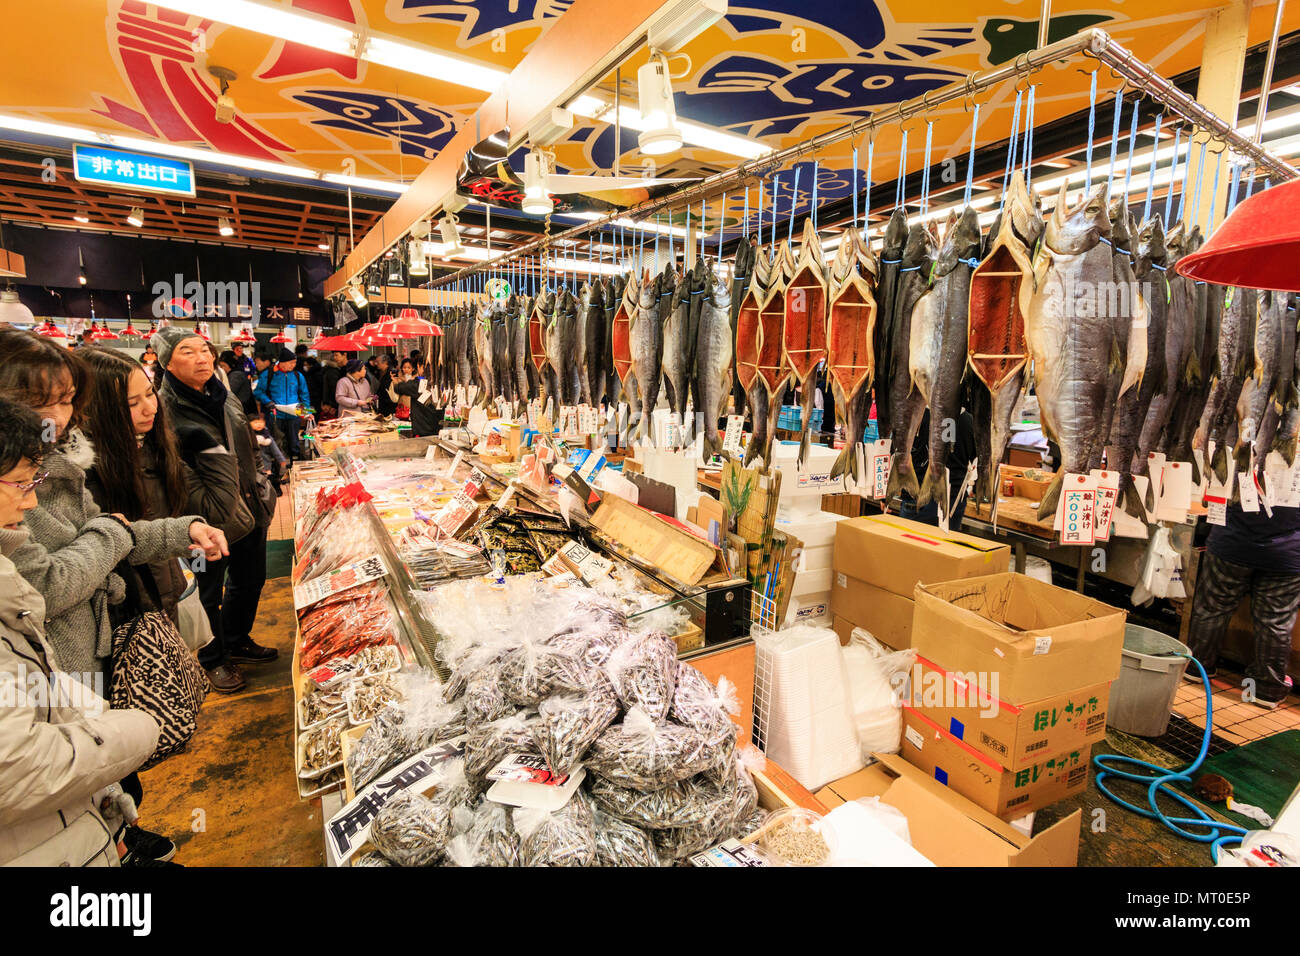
[568,99,770,160]
[364,36,507,94]
[218,216,234,236]
[0,113,407,195]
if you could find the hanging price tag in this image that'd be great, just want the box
[722,415,745,457]
[466,384,479,406]
[579,405,600,435]
[1090,470,1120,541]
[871,440,891,499]
[1239,472,1260,512]
[664,412,682,449]
[1205,492,1227,526]
[1059,473,1097,545]
[424,444,439,461]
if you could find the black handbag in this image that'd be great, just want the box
[109,564,210,770]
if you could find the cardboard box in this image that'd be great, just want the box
[912,573,1126,703]
[910,655,1111,771]
[590,492,725,585]
[900,706,1091,819]
[831,575,915,649]
[832,515,1008,600]
[1012,473,1052,503]
[815,753,1080,866]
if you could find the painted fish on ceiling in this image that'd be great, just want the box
[396,0,575,45]
[982,13,1112,65]
[290,89,460,158]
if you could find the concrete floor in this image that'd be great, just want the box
[136,575,326,867]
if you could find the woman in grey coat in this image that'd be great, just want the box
[0,331,227,681]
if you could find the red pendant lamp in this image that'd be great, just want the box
[270,328,293,343]
[1177,179,1300,291]
[93,323,120,340]
[378,308,442,337]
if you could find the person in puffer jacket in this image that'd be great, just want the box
[253,348,312,462]
[0,399,159,867]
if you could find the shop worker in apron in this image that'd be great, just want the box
[1186,505,1299,710]
[254,348,313,463]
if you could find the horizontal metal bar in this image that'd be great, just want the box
[427,27,1297,288]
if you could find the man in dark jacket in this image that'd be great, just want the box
[301,355,324,417]
[218,350,256,416]
[373,354,397,417]
[391,364,445,437]
[320,351,348,420]
[1186,506,1300,709]
[229,341,255,379]
[153,328,277,693]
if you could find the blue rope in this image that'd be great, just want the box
[1191,141,1208,227]
[1246,164,1258,200]
[1163,126,1182,225]
[864,137,875,236]
[1176,132,1194,224]
[788,165,801,241]
[964,102,981,206]
[1226,160,1243,218]
[1142,113,1164,223]
[771,174,779,251]
[1003,88,1023,201]
[1123,101,1140,200]
[1084,71,1098,193]
[756,179,763,248]
[1107,89,1123,197]
[852,145,859,233]
[1024,86,1037,187]
[811,160,818,232]
[896,128,909,209]
[921,121,934,215]
[718,194,725,259]
[743,187,750,242]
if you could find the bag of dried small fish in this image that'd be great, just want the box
[670,667,740,744]
[498,634,589,707]
[592,806,661,867]
[428,757,479,807]
[514,795,597,867]
[299,715,345,777]
[446,801,519,867]
[369,790,452,866]
[533,680,619,775]
[348,676,465,790]
[604,631,678,720]
[463,662,515,729]
[464,711,541,783]
[587,773,732,831]
[586,707,718,791]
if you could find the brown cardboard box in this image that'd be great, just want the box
[912,572,1126,703]
[900,706,1091,819]
[815,753,1080,866]
[910,655,1111,771]
[831,579,915,649]
[832,515,1008,600]
[1012,474,1052,503]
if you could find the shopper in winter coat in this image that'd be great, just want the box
[0,399,160,868]
[229,341,255,379]
[320,351,348,420]
[336,360,375,414]
[80,348,198,624]
[373,354,397,417]
[0,330,226,680]
[218,350,257,417]
[154,328,277,694]
[254,348,312,460]
[1187,506,1300,709]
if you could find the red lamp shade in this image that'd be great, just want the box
[270,329,293,343]
[38,320,67,338]
[121,323,140,337]
[93,325,120,340]
[311,334,361,352]
[376,312,441,336]
[193,324,210,341]
[1177,179,1300,290]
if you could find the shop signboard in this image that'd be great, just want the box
[73,143,196,197]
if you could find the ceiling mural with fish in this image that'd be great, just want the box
[0,0,1294,216]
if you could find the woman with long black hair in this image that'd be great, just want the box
[79,347,193,625]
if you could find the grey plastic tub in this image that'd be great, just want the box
[1107,625,1191,737]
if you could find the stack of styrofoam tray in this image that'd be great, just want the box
[774,509,847,575]
[784,564,834,626]
[753,624,864,791]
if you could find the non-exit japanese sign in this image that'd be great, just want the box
[72,144,195,197]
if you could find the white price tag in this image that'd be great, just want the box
[445,450,465,479]
[497,481,517,511]
[722,415,746,457]
[1059,473,1097,545]
[424,444,439,461]
[1205,494,1227,526]
[1090,470,1120,542]
[292,555,388,610]
[1239,472,1260,512]
[1034,636,1053,656]
[871,441,891,499]
[1156,461,1193,522]
[664,412,682,449]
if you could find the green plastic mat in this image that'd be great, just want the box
[266,539,295,580]
[1173,730,1300,829]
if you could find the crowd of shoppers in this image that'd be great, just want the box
[0,327,451,868]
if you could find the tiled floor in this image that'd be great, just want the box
[269,487,294,541]
[1172,671,1300,745]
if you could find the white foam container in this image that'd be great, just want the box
[785,590,833,626]
[792,567,833,596]
[797,543,834,573]
[774,509,847,549]
[771,442,843,502]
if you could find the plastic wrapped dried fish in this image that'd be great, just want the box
[300,684,346,727]
[592,807,661,867]
[670,667,740,745]
[446,802,520,867]
[498,637,588,707]
[350,851,393,867]
[348,693,466,791]
[586,708,718,791]
[370,790,452,867]
[652,815,729,861]
[299,716,344,776]
[587,774,731,830]
[428,757,478,807]
[345,673,402,724]
[533,681,620,775]
[463,663,514,728]
[514,796,597,867]
[464,711,541,783]
[604,631,678,720]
